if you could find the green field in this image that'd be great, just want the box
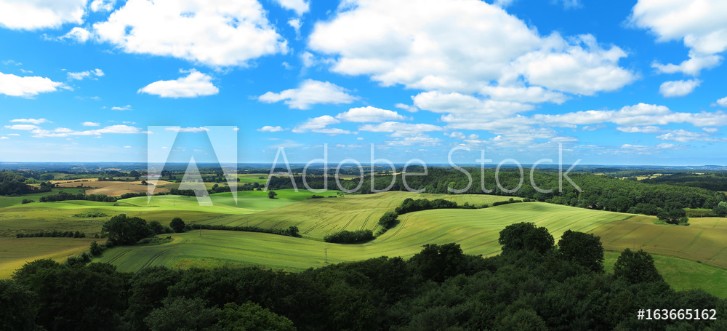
[3,189,727,297]
[95,202,634,273]
[604,252,727,298]
[0,237,97,278]
[0,189,325,237]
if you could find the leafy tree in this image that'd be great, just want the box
[126,267,182,330]
[144,297,218,331]
[377,211,399,230]
[89,241,103,257]
[324,230,374,243]
[217,302,295,331]
[498,222,554,255]
[498,308,548,331]
[169,218,186,233]
[558,230,604,272]
[714,201,727,217]
[148,221,165,234]
[0,280,38,331]
[286,226,300,237]
[13,262,126,331]
[408,243,467,282]
[103,214,153,245]
[657,208,689,225]
[268,190,278,199]
[613,249,663,284]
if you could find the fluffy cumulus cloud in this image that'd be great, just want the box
[718,97,727,107]
[258,80,356,110]
[308,0,636,144]
[292,115,351,135]
[309,0,634,96]
[138,70,218,98]
[273,0,309,16]
[60,27,91,43]
[659,79,700,97]
[631,0,727,75]
[0,72,64,97]
[90,0,116,12]
[0,0,86,30]
[82,121,100,127]
[93,0,287,67]
[336,106,404,122]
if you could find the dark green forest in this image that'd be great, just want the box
[2,223,725,331]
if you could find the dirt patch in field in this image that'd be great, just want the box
[52,179,174,197]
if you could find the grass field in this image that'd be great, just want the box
[3,189,727,297]
[53,178,176,196]
[0,237,97,278]
[604,251,727,297]
[0,189,324,237]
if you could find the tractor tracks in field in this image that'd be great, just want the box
[139,247,172,270]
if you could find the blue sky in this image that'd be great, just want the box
[0,0,726,165]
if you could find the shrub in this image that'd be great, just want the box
[324,230,374,244]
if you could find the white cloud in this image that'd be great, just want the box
[90,0,116,12]
[5,124,40,131]
[0,0,86,30]
[258,125,284,132]
[93,0,287,67]
[395,103,418,112]
[138,70,218,98]
[535,103,727,128]
[111,105,132,111]
[258,80,356,110]
[493,0,514,7]
[0,72,64,97]
[387,135,441,146]
[659,79,700,97]
[616,126,660,133]
[11,118,47,125]
[652,52,721,76]
[716,97,727,107]
[68,68,104,81]
[288,18,302,35]
[5,122,144,138]
[509,34,636,96]
[164,127,208,133]
[359,122,442,136]
[309,0,634,95]
[82,122,100,127]
[60,27,91,43]
[631,0,727,75]
[293,115,351,134]
[273,0,309,16]
[336,106,405,122]
[657,129,711,142]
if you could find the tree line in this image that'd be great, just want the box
[267,168,726,218]
[2,223,725,330]
[0,171,52,196]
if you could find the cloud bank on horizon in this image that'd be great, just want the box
[0,0,726,165]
